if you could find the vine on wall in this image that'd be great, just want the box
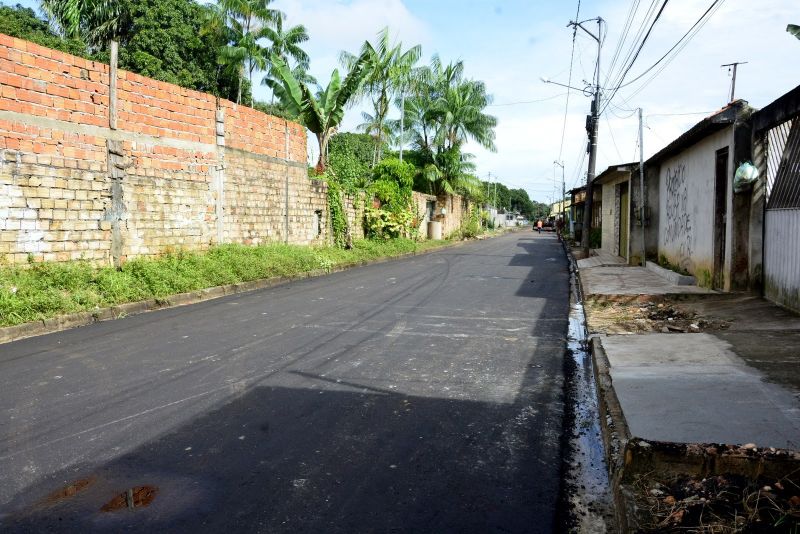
[327,181,349,248]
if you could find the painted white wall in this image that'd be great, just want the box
[657,127,733,280]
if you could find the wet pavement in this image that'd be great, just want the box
[560,260,614,533]
[0,232,573,533]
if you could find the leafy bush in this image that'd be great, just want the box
[365,158,416,239]
[326,180,349,249]
[327,133,374,193]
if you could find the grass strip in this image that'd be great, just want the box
[0,238,455,327]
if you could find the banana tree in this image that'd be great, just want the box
[270,53,368,174]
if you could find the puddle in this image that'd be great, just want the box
[41,477,96,505]
[100,486,158,512]
[561,259,615,532]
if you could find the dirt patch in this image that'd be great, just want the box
[585,296,730,335]
[100,486,158,512]
[40,477,96,506]
[632,472,800,532]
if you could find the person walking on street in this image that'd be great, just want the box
[536,220,543,234]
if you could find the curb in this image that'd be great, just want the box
[0,231,521,346]
[590,336,635,532]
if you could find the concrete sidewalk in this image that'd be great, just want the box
[579,261,800,450]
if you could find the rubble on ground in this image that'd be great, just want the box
[634,470,800,532]
[584,297,730,335]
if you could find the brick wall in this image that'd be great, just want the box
[436,193,471,238]
[0,34,336,266]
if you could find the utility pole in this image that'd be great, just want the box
[721,61,747,103]
[568,17,603,256]
[554,160,565,224]
[638,108,646,267]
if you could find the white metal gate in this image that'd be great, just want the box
[764,116,800,312]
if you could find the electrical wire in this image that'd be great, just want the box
[488,92,569,107]
[600,0,670,115]
[603,0,642,90]
[604,0,661,94]
[604,112,624,161]
[557,0,582,163]
[614,0,724,91]
[620,0,725,103]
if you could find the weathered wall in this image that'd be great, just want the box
[436,193,471,238]
[599,172,631,259]
[0,34,333,266]
[412,191,436,239]
[657,128,733,282]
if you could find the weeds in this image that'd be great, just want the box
[0,239,451,327]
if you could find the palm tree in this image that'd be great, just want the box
[270,53,368,174]
[260,14,309,102]
[341,27,421,166]
[41,0,122,47]
[435,79,497,152]
[403,55,496,197]
[206,0,281,105]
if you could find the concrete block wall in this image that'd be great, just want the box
[0,34,327,266]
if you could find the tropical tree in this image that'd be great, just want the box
[403,55,497,198]
[205,0,281,104]
[116,0,238,95]
[40,0,123,48]
[341,27,422,166]
[789,24,800,40]
[260,13,311,102]
[1,4,88,56]
[269,53,369,174]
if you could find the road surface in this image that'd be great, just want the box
[0,231,570,532]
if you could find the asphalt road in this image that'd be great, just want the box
[0,231,570,533]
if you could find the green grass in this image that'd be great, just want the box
[0,238,453,328]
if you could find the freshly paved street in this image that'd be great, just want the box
[0,232,570,533]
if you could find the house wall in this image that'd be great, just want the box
[657,127,734,284]
[0,33,342,267]
[599,172,631,259]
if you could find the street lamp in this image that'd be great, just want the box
[540,77,594,97]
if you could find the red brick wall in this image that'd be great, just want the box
[0,33,321,266]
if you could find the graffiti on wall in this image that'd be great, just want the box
[664,164,693,266]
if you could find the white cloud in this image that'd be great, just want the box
[268,0,799,203]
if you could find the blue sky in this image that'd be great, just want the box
[8,0,800,203]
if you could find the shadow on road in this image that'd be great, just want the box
[2,234,571,533]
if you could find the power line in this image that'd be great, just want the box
[605,112,624,161]
[600,0,670,115]
[488,92,568,107]
[605,0,661,94]
[557,0,582,163]
[614,0,724,91]
[617,0,726,103]
[603,0,643,90]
